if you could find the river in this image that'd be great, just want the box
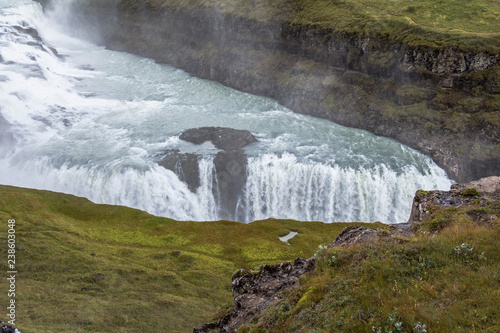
[0,0,451,223]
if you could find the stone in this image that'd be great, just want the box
[451,176,500,193]
[327,226,378,248]
[158,149,200,192]
[213,149,248,220]
[179,127,257,151]
[194,258,315,332]
[0,322,19,333]
[408,176,500,225]
[177,127,258,219]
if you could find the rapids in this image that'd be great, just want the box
[0,0,451,223]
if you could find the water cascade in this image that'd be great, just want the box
[0,0,451,223]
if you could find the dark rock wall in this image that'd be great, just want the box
[37,0,500,182]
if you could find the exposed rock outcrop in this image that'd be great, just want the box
[194,257,315,333]
[0,321,20,333]
[408,176,500,224]
[327,225,379,248]
[181,127,256,220]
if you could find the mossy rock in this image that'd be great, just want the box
[462,187,480,197]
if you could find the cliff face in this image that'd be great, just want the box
[38,0,500,182]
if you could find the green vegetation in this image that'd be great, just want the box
[288,0,500,52]
[462,187,480,197]
[241,201,500,332]
[131,0,500,52]
[0,185,381,332]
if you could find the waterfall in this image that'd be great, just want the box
[0,0,451,224]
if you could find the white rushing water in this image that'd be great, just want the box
[0,0,451,223]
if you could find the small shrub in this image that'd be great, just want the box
[314,245,328,259]
[372,308,405,333]
[462,188,479,197]
[232,269,248,280]
[417,190,429,196]
[427,217,451,232]
[413,322,428,333]
[453,242,487,270]
[377,228,391,237]
[454,242,474,260]
[328,252,337,267]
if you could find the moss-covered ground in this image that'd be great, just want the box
[0,185,381,332]
[240,197,500,332]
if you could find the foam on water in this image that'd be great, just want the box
[0,0,451,223]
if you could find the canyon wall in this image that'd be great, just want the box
[38,0,500,182]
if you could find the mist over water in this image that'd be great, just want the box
[0,0,451,223]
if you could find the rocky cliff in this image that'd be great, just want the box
[37,0,500,182]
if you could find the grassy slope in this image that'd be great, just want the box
[0,185,381,332]
[139,0,500,52]
[288,0,500,52]
[239,200,500,332]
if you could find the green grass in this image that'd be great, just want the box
[0,185,381,332]
[289,0,500,50]
[240,201,500,332]
[133,0,500,52]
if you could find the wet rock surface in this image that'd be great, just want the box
[213,149,248,220]
[194,258,315,333]
[157,127,257,219]
[158,149,200,192]
[179,127,256,219]
[179,127,257,151]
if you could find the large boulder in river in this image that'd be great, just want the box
[179,127,257,151]
[213,149,249,220]
[158,149,200,192]
[157,127,258,219]
[180,127,258,220]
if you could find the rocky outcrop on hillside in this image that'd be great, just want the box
[194,258,315,333]
[408,176,500,224]
[35,0,500,182]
